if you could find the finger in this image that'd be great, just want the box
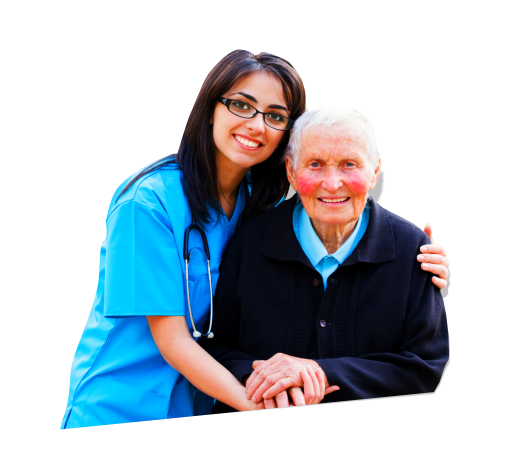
[420,263,449,280]
[247,368,280,401]
[324,385,340,395]
[264,398,276,409]
[315,369,325,403]
[262,377,299,398]
[301,368,316,405]
[423,223,433,243]
[432,276,447,289]
[246,361,268,390]
[252,360,265,370]
[417,253,449,268]
[307,366,320,404]
[256,401,265,410]
[420,243,447,257]
[275,390,289,408]
[252,372,299,402]
[288,387,306,406]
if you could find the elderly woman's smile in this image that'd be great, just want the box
[287,124,380,253]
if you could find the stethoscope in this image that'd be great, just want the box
[183,224,214,339]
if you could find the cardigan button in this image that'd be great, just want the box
[319,320,327,328]
[331,278,338,284]
[312,279,320,287]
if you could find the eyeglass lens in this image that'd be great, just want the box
[228,100,290,130]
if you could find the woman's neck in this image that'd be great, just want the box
[216,157,249,221]
[311,219,359,255]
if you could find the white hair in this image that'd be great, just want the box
[285,106,379,169]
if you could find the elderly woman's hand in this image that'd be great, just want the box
[419,224,449,289]
[246,353,339,404]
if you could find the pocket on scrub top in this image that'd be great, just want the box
[82,376,169,427]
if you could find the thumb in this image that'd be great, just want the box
[324,385,340,395]
[423,223,434,243]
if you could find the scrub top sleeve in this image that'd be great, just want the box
[104,200,185,317]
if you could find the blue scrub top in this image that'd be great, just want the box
[61,162,246,428]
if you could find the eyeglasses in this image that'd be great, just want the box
[218,97,294,131]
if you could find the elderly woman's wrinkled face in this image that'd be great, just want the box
[287,125,380,228]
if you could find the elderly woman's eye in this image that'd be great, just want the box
[345,162,355,167]
[309,162,320,168]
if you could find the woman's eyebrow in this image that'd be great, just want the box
[229,92,288,112]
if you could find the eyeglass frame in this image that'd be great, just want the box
[217,97,294,131]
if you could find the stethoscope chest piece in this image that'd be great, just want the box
[184,224,214,339]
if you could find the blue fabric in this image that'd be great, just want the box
[61,163,246,428]
[293,199,369,289]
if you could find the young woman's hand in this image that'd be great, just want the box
[420,224,449,289]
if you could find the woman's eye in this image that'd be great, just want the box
[266,113,287,124]
[233,101,250,110]
[309,162,320,168]
[345,162,355,167]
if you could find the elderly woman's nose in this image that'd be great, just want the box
[322,167,344,191]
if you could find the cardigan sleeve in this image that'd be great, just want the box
[199,233,257,385]
[317,239,449,401]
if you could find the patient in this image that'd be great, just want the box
[201,106,449,412]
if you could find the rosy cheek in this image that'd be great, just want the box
[346,173,369,194]
[296,174,319,196]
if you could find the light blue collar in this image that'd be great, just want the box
[293,198,369,274]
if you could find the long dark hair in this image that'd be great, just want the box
[118,50,306,223]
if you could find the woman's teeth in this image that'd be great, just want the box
[235,135,260,148]
[320,198,349,203]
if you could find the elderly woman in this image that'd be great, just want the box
[201,107,449,412]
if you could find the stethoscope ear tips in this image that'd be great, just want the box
[193,331,201,338]
[207,332,214,339]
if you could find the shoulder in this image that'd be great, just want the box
[107,161,183,219]
[376,202,430,250]
[239,197,293,239]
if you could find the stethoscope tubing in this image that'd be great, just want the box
[183,224,214,338]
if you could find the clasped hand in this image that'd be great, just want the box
[245,353,339,409]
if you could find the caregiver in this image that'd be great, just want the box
[61,50,449,429]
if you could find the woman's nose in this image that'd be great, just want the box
[245,113,266,134]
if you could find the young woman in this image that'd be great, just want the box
[61,50,449,428]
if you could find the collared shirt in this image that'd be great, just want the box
[293,198,369,289]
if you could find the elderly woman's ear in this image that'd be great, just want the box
[368,156,381,191]
[285,155,298,192]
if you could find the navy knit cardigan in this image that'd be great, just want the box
[200,197,449,412]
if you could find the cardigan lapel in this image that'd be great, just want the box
[338,198,396,267]
[261,195,395,267]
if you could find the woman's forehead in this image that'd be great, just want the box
[223,71,287,107]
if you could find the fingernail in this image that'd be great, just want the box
[417,254,425,261]
[422,263,428,270]
[420,246,428,252]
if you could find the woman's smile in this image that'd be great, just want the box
[233,134,263,150]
